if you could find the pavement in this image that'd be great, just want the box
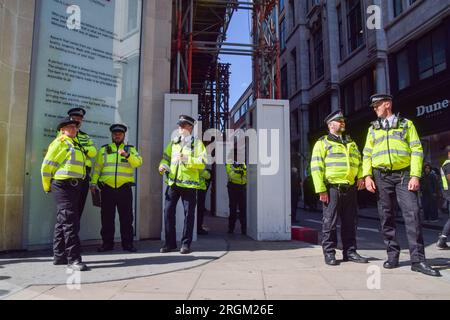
[1,206,450,300]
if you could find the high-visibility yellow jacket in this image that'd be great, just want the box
[41,135,86,192]
[91,143,142,188]
[57,130,97,168]
[199,169,212,191]
[310,135,362,193]
[441,160,450,191]
[362,117,423,178]
[159,136,207,189]
[226,164,247,185]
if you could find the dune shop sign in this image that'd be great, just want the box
[416,98,449,118]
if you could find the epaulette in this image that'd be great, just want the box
[371,120,381,130]
[101,144,109,149]
[125,145,135,148]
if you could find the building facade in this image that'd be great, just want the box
[279,0,450,176]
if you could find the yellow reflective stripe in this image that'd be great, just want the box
[101,172,134,177]
[168,177,200,186]
[311,156,323,162]
[43,160,59,167]
[325,162,348,167]
[311,166,323,172]
[372,150,410,158]
[54,170,84,178]
[373,135,405,145]
[409,140,421,147]
[42,172,52,177]
[327,153,346,158]
[411,151,423,157]
[104,163,131,168]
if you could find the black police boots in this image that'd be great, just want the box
[411,262,441,277]
[97,244,114,252]
[324,253,338,266]
[180,244,191,254]
[436,235,449,250]
[383,259,399,269]
[160,245,177,253]
[343,251,369,264]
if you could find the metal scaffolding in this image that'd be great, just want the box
[170,0,281,133]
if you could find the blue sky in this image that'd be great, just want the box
[219,9,253,108]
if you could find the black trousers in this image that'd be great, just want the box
[78,169,91,219]
[51,179,82,263]
[421,194,438,221]
[100,184,134,248]
[197,189,207,230]
[373,169,425,263]
[164,185,197,247]
[442,198,450,237]
[322,185,358,255]
[227,183,247,233]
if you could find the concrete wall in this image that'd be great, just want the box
[137,0,172,240]
[0,0,35,251]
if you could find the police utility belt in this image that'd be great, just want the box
[326,183,352,193]
[374,166,410,175]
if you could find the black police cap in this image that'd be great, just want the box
[369,94,393,107]
[57,116,80,130]
[67,107,86,118]
[324,110,345,124]
[109,124,127,133]
[177,115,196,126]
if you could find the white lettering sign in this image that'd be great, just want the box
[416,99,449,117]
[66,5,81,30]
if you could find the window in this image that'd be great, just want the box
[342,69,375,114]
[281,65,288,99]
[396,49,410,90]
[313,25,324,79]
[337,4,345,60]
[347,0,364,53]
[289,0,296,29]
[280,18,286,51]
[417,26,447,80]
[394,0,418,17]
[233,110,240,124]
[309,96,331,131]
[291,48,298,91]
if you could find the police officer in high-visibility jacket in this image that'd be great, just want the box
[91,124,142,253]
[437,146,450,249]
[67,108,97,219]
[197,169,212,235]
[159,115,207,254]
[41,116,88,271]
[311,110,368,266]
[363,94,440,277]
[226,162,247,235]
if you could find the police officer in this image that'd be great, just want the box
[226,161,247,234]
[41,117,88,271]
[363,93,440,277]
[197,169,212,235]
[311,110,368,266]
[91,124,142,253]
[436,145,450,249]
[67,108,97,219]
[159,115,207,254]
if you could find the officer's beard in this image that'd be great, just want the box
[113,138,124,146]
